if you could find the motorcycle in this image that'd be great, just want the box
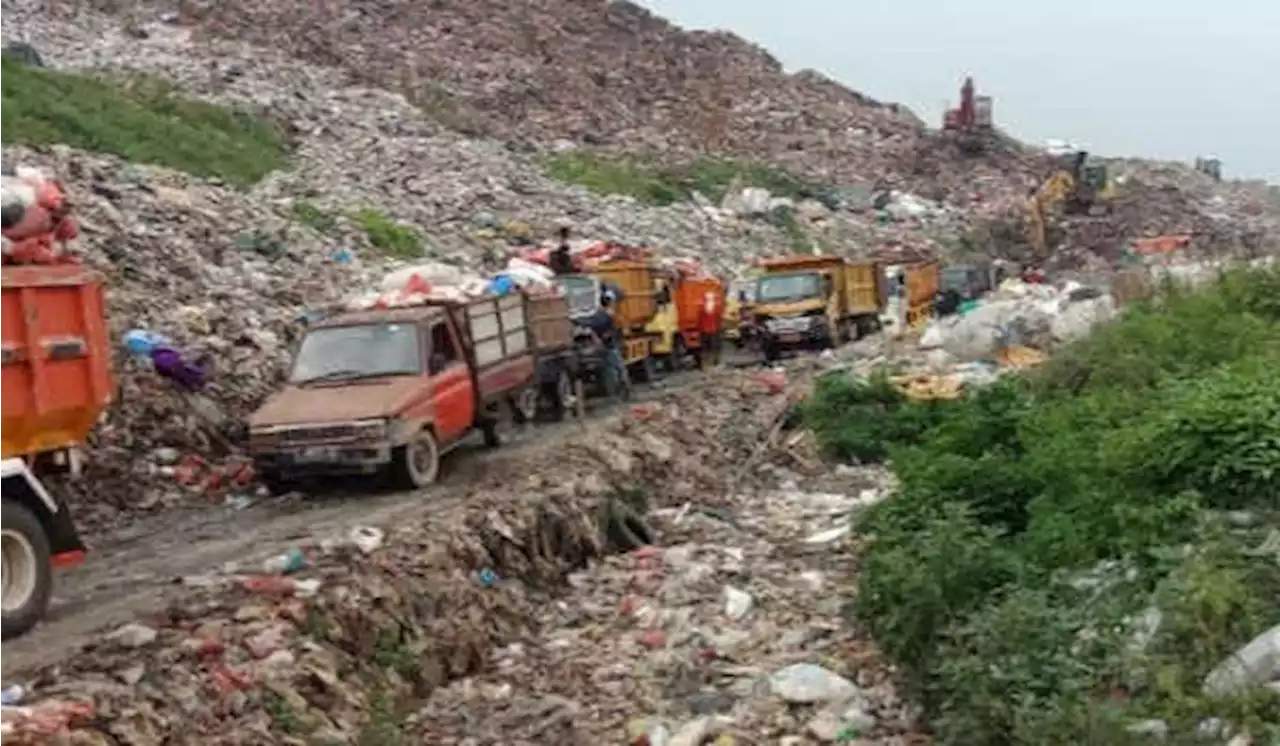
[572,323,631,402]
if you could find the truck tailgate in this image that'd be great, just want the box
[1,265,112,458]
[905,261,941,308]
[525,293,572,351]
[675,276,722,330]
[843,261,885,314]
[594,260,657,331]
[461,295,536,400]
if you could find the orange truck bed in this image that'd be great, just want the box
[1,265,113,458]
[674,275,724,332]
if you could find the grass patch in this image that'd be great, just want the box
[353,209,424,260]
[291,200,338,233]
[809,268,1280,745]
[1,55,287,187]
[541,151,834,207]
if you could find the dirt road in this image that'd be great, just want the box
[1,373,706,675]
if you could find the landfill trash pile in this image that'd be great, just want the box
[0,369,920,745]
[1,8,841,276]
[8,3,1277,280]
[100,0,1050,200]
[1,145,393,530]
[918,277,1117,364]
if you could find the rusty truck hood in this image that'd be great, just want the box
[249,377,427,427]
[754,299,824,317]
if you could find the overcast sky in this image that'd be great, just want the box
[639,0,1280,183]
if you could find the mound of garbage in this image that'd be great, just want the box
[0,371,922,745]
[1,146,394,529]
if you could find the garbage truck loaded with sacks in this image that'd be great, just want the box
[1,263,103,639]
[249,293,544,492]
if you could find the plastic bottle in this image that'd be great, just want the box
[262,549,307,575]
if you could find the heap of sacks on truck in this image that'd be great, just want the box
[0,165,79,265]
[341,240,714,311]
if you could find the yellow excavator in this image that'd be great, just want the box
[1028,151,1116,257]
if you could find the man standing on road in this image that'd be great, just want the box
[587,291,627,398]
[698,287,723,369]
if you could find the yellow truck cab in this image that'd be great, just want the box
[751,255,885,360]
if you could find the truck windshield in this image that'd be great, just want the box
[291,323,421,384]
[941,268,970,292]
[557,275,600,318]
[757,272,822,303]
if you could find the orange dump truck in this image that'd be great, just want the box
[1,263,107,638]
[646,268,725,370]
[901,260,941,329]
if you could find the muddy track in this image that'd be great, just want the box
[1,370,717,675]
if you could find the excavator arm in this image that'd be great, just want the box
[1026,171,1075,258]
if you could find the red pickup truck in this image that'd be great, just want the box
[249,294,550,491]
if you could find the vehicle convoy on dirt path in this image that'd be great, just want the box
[747,254,888,360]
[1,263,105,639]
[248,292,555,492]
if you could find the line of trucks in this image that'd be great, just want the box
[0,251,941,639]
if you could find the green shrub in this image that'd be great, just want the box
[855,501,1018,679]
[816,269,1280,745]
[1,55,287,187]
[1123,355,1280,510]
[802,373,951,463]
[353,210,424,259]
[292,201,337,233]
[540,151,828,208]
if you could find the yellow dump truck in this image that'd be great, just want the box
[749,255,886,360]
[591,259,662,381]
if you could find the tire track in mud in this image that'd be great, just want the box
[1,371,712,675]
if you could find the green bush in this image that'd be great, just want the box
[540,151,828,207]
[815,269,1280,745]
[353,209,424,259]
[802,373,951,463]
[1,55,288,187]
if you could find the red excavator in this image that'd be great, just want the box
[942,77,993,152]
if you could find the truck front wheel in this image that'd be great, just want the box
[2,499,53,639]
[389,430,441,490]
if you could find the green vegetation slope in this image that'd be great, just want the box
[1,54,287,187]
[806,269,1280,745]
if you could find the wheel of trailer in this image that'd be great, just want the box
[512,387,539,425]
[257,469,295,496]
[631,354,657,384]
[665,337,687,373]
[389,429,440,489]
[549,371,579,421]
[1,500,53,640]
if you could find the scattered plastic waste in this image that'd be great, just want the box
[262,549,308,575]
[1,685,25,706]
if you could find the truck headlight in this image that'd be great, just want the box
[355,419,390,439]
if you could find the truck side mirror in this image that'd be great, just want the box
[822,276,834,298]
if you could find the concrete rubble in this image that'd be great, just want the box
[0,371,925,745]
